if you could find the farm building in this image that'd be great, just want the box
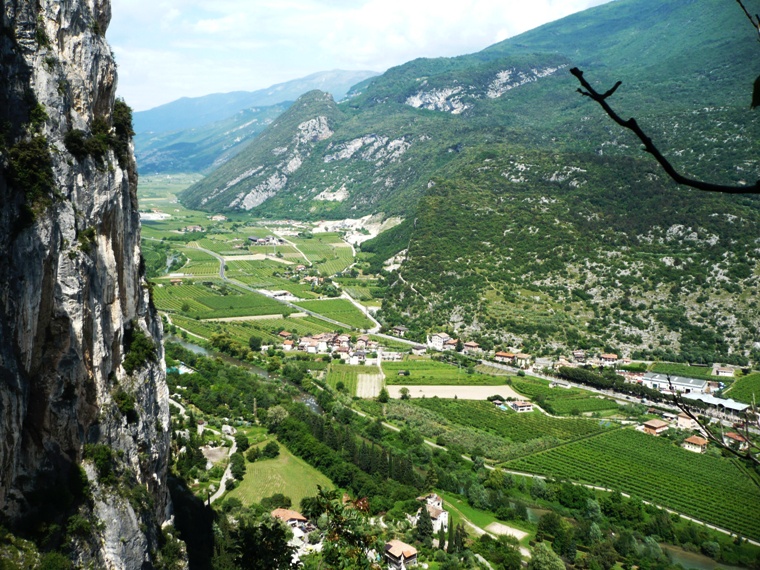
[676,412,698,431]
[427,332,451,351]
[723,432,749,451]
[643,419,670,436]
[494,351,515,364]
[642,373,708,394]
[271,508,308,528]
[681,393,749,419]
[511,401,534,413]
[682,435,709,453]
[385,540,418,569]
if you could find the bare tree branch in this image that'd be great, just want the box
[736,0,760,40]
[570,67,760,195]
[667,375,760,472]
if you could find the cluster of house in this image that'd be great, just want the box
[269,494,450,569]
[387,493,450,569]
[556,351,629,369]
[641,412,749,454]
[278,331,404,364]
[248,235,286,246]
[183,225,204,233]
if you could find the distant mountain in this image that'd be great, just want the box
[135,102,292,175]
[179,0,760,363]
[133,69,379,135]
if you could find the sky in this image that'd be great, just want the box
[108,0,613,112]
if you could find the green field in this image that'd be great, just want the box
[153,282,290,319]
[290,233,354,276]
[410,399,613,443]
[295,299,374,329]
[325,364,367,395]
[225,438,334,508]
[383,357,508,386]
[724,372,760,404]
[649,363,717,382]
[506,428,760,541]
[511,376,619,415]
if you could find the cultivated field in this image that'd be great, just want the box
[511,376,619,415]
[386,385,522,400]
[295,299,374,329]
[724,372,760,404]
[356,372,384,398]
[506,428,760,541]
[384,357,509,386]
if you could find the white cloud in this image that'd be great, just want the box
[109,0,612,110]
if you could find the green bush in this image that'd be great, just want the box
[84,444,114,484]
[123,325,157,376]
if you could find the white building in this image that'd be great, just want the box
[642,372,708,394]
[427,333,450,351]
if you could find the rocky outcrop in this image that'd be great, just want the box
[0,1,172,568]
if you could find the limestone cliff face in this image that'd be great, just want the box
[0,1,172,567]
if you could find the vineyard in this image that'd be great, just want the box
[152,282,291,319]
[511,377,619,415]
[649,363,717,382]
[505,428,760,540]
[290,233,354,276]
[383,358,507,386]
[295,299,374,329]
[325,364,366,395]
[410,399,612,443]
[170,315,281,345]
[724,373,760,404]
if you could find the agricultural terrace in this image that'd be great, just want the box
[289,232,354,276]
[723,372,760,404]
[152,282,291,319]
[649,363,718,382]
[506,428,760,541]
[510,376,619,415]
[383,357,509,386]
[169,315,281,345]
[410,399,614,444]
[177,248,221,277]
[294,299,374,329]
[225,437,334,508]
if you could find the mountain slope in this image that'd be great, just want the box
[180,0,759,362]
[135,101,292,174]
[180,0,758,219]
[133,69,379,135]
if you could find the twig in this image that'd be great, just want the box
[735,0,760,40]
[667,375,760,469]
[570,67,760,195]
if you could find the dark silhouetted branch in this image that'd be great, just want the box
[570,67,760,195]
[736,0,760,40]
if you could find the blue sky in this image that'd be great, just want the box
[108,0,612,111]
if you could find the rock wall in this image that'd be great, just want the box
[0,1,172,567]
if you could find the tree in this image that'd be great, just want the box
[235,433,250,452]
[415,504,434,547]
[377,387,389,403]
[313,487,382,570]
[248,335,262,352]
[265,405,289,430]
[399,387,410,400]
[262,440,280,459]
[528,542,565,570]
[231,513,298,569]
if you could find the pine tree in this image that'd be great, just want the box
[447,520,456,554]
[414,505,434,547]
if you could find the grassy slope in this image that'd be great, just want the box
[226,439,334,508]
